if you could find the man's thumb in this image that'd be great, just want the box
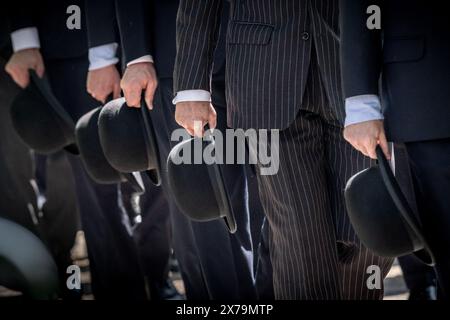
[35,63,45,78]
[378,130,391,160]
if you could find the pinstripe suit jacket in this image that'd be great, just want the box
[174,0,344,130]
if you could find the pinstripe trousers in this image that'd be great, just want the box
[253,50,393,300]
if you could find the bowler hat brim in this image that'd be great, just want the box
[140,104,161,187]
[206,153,237,233]
[75,107,145,193]
[11,70,78,155]
[167,137,237,234]
[376,146,435,265]
[29,70,78,154]
[98,98,161,187]
[29,71,75,131]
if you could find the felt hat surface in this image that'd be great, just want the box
[75,106,144,192]
[10,70,77,155]
[98,98,161,186]
[167,136,237,233]
[345,146,434,265]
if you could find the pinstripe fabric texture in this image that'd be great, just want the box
[174,0,394,299]
[174,0,345,130]
[252,52,393,299]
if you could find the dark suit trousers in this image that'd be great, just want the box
[154,77,257,299]
[405,138,450,299]
[246,164,274,299]
[254,56,393,300]
[393,145,436,295]
[134,176,172,300]
[44,56,150,300]
[255,218,274,300]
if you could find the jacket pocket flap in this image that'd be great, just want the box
[228,21,275,45]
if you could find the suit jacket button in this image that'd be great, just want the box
[302,32,310,41]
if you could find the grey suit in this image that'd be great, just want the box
[174,0,393,299]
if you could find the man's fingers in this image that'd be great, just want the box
[364,137,378,160]
[367,145,378,160]
[16,71,30,88]
[113,82,121,99]
[35,62,45,78]
[343,133,361,156]
[349,138,370,159]
[174,114,183,127]
[184,121,197,137]
[88,90,99,102]
[96,85,108,103]
[175,102,214,137]
[99,92,108,104]
[193,120,205,137]
[5,49,45,89]
[185,127,196,137]
[208,106,217,130]
[90,86,106,103]
[6,68,18,84]
[123,85,141,107]
[357,144,371,159]
[378,130,391,160]
[144,81,157,110]
[86,80,93,94]
[6,67,27,88]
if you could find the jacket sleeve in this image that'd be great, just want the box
[173,0,223,94]
[7,2,37,32]
[85,0,117,48]
[340,0,383,98]
[114,0,152,64]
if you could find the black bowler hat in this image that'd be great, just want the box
[97,97,161,186]
[10,70,78,155]
[167,136,237,233]
[75,107,144,192]
[345,146,434,265]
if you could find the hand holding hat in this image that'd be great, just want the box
[344,146,434,265]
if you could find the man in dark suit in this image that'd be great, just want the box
[1,18,83,299]
[84,0,177,299]
[174,0,393,299]
[340,0,450,298]
[108,0,258,299]
[5,0,149,299]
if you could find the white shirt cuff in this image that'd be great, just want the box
[10,27,40,52]
[344,94,384,127]
[88,43,119,71]
[127,55,154,67]
[172,90,212,105]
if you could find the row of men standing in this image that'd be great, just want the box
[1,0,269,300]
[2,0,448,300]
[174,0,449,299]
[1,1,173,299]
[2,0,389,300]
